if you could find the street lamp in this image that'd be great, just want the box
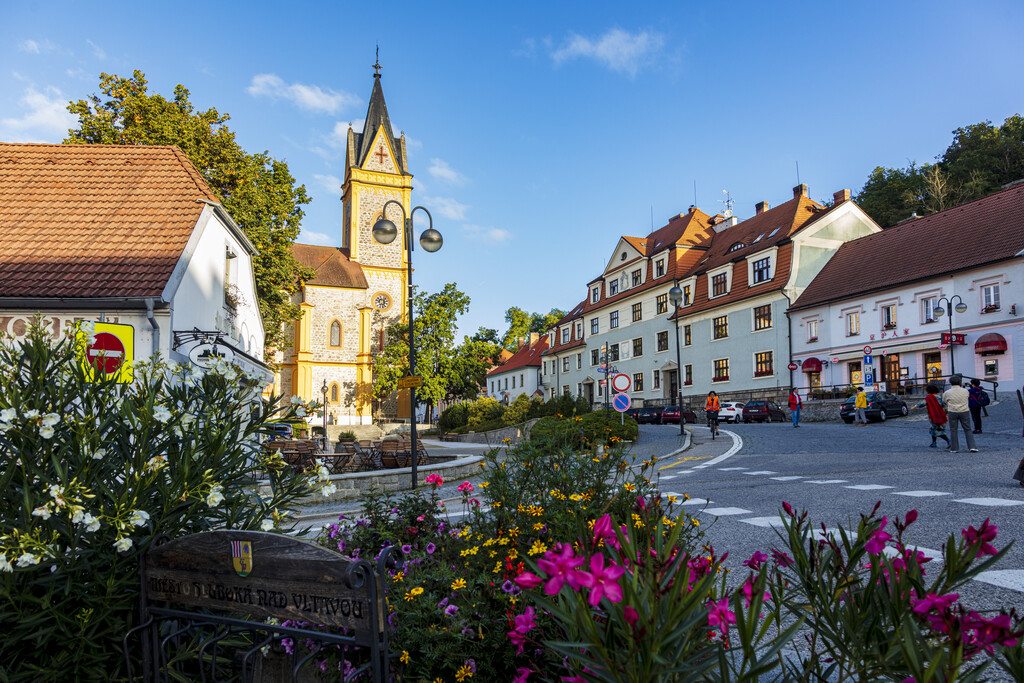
[668,285,686,436]
[372,200,443,490]
[933,295,968,377]
[320,379,329,452]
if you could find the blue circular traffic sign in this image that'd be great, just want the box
[612,393,631,412]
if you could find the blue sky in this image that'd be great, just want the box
[3,0,1022,339]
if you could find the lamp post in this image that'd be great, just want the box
[933,295,968,377]
[372,200,443,490]
[668,285,685,436]
[320,379,329,452]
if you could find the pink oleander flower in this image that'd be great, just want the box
[624,605,639,626]
[513,606,537,634]
[457,481,474,493]
[706,598,736,635]
[970,612,1020,653]
[782,501,794,516]
[911,592,959,616]
[743,551,768,570]
[513,668,532,683]
[537,543,585,595]
[577,554,626,606]
[514,571,543,589]
[771,548,794,568]
[962,518,998,557]
[425,474,443,486]
[865,516,892,555]
[740,576,770,608]
[905,509,918,525]
[593,514,614,543]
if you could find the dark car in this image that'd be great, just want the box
[839,391,909,423]
[662,406,698,424]
[741,400,786,423]
[634,406,664,424]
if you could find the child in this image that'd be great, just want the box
[917,383,950,448]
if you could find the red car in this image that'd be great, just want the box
[661,406,697,424]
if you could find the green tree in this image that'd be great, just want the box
[501,307,532,350]
[941,115,1024,200]
[64,70,313,351]
[854,163,927,228]
[531,308,566,333]
[447,332,502,403]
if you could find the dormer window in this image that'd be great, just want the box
[609,279,619,296]
[656,259,665,277]
[591,286,600,303]
[727,242,745,253]
[711,273,728,297]
[561,327,570,344]
[632,269,642,287]
[751,257,772,284]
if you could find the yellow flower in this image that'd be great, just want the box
[623,483,636,492]
[532,522,544,531]
[492,501,501,508]
[666,495,678,504]
[451,578,467,590]
[691,518,700,526]
[480,481,489,488]
[569,493,583,501]
[400,650,410,664]
[392,571,404,582]
[411,587,423,596]
[493,561,503,574]
[455,664,474,681]
[529,540,548,556]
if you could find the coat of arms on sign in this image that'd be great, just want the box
[231,540,253,577]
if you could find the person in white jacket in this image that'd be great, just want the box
[942,374,977,453]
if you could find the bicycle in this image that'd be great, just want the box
[706,410,720,440]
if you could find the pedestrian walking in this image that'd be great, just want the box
[917,383,950,448]
[967,378,986,433]
[854,386,868,425]
[942,374,977,453]
[788,388,802,427]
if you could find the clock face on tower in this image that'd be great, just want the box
[373,292,392,311]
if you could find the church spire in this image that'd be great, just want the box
[356,52,404,173]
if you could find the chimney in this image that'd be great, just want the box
[515,336,523,349]
[793,183,808,198]
[755,200,770,215]
[529,332,539,345]
[833,189,851,204]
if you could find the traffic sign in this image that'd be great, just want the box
[611,373,631,393]
[864,372,874,384]
[864,354,873,366]
[941,332,967,345]
[612,393,631,412]
[79,322,134,383]
[787,362,798,371]
[863,345,872,354]
[397,375,423,389]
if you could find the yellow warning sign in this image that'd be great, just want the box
[78,322,135,383]
[397,375,423,389]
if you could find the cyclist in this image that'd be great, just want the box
[705,390,721,438]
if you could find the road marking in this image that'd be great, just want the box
[718,467,747,471]
[739,516,786,528]
[743,471,778,475]
[770,476,805,481]
[974,570,1024,592]
[805,480,848,484]
[702,506,752,516]
[676,497,712,506]
[953,497,1024,507]
[693,430,743,469]
[894,490,952,497]
[845,484,895,490]
[658,454,713,470]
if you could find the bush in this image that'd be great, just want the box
[530,410,637,448]
[336,430,356,440]
[0,320,320,681]
[466,396,504,428]
[438,402,469,432]
[503,393,532,425]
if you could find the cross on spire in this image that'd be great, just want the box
[372,45,382,76]
[374,144,387,164]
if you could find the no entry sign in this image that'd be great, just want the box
[78,322,134,383]
[87,332,125,374]
[611,373,631,393]
[612,393,631,412]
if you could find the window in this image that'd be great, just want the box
[713,358,730,382]
[329,320,342,347]
[684,324,691,346]
[754,351,774,377]
[657,330,669,351]
[520,373,524,387]
[656,260,665,277]
[563,357,570,372]
[504,378,508,390]
[632,269,642,287]
[753,304,772,330]
[632,337,643,357]
[511,375,516,389]
[632,302,643,322]
[562,385,569,396]
[591,287,600,303]
[633,372,644,392]
[684,364,693,385]
[982,283,1001,312]
[682,285,692,305]
[656,293,668,314]
[330,383,339,403]
[807,320,819,341]
[608,344,620,362]
[751,257,771,283]
[577,353,582,369]
[881,304,896,329]
[728,242,745,253]
[610,311,619,329]
[490,381,494,395]
[921,297,939,323]
[713,315,728,340]
[591,349,599,366]
[561,328,570,344]
[846,311,860,336]
[575,321,583,339]
[711,273,728,297]
[609,279,619,296]
[577,382,583,397]
[591,317,599,335]
[653,369,661,389]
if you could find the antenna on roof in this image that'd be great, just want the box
[719,190,734,219]
[795,161,801,185]
[693,180,697,208]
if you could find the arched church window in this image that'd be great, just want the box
[330,383,339,404]
[330,321,342,347]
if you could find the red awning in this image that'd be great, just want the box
[802,357,822,372]
[975,333,1007,354]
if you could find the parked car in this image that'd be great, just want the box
[265,422,294,439]
[634,406,664,424]
[839,392,909,423]
[681,408,698,424]
[663,406,698,424]
[718,401,746,423]
[741,400,786,423]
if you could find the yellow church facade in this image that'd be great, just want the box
[272,68,412,424]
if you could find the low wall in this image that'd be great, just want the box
[256,455,484,503]
[446,418,540,444]
[793,398,926,422]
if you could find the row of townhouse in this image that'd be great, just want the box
[491,180,1023,409]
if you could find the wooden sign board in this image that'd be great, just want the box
[397,375,422,389]
[142,531,384,642]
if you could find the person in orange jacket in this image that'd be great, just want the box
[705,391,721,435]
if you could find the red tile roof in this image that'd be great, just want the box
[0,143,219,299]
[791,183,1024,311]
[487,336,549,376]
[292,243,368,288]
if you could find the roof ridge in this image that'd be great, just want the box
[166,146,221,204]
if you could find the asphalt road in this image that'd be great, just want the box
[646,396,1024,613]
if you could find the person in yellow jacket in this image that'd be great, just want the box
[854,386,868,426]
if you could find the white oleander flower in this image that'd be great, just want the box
[317,464,330,481]
[290,395,302,405]
[129,510,150,527]
[83,513,101,532]
[15,552,40,568]
[261,518,274,532]
[32,505,51,520]
[71,509,84,524]
[24,409,40,420]
[39,426,55,439]
[0,408,15,422]
[296,407,307,417]
[40,413,60,427]
[92,448,107,460]
[320,483,337,497]
[0,555,11,573]
[114,537,133,552]
[206,485,224,508]
[153,406,172,423]
[0,422,10,434]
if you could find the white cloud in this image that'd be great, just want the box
[551,28,665,77]
[463,224,511,244]
[422,196,469,221]
[86,39,106,60]
[428,158,467,186]
[299,229,335,246]
[247,74,360,114]
[313,174,342,195]
[0,85,77,143]
[18,39,56,54]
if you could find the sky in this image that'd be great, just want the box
[3,0,1022,339]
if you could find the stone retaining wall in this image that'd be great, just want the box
[445,418,540,444]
